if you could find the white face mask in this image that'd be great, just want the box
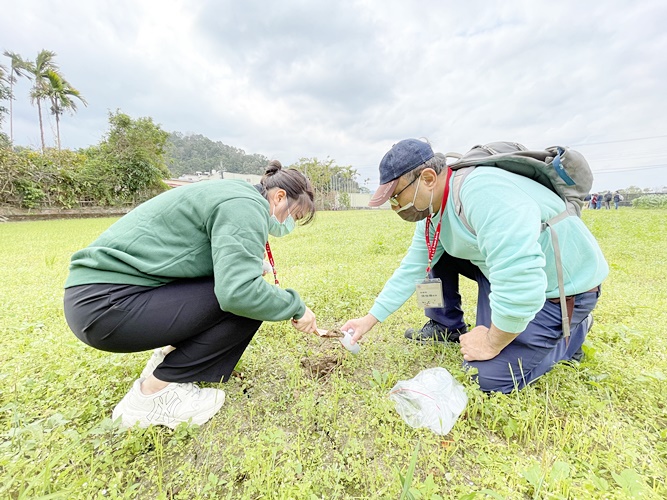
[396,176,434,222]
[269,199,296,237]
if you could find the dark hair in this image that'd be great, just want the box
[405,152,447,182]
[260,160,316,224]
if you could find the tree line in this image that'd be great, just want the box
[167,133,269,177]
[0,49,363,211]
[167,135,364,210]
[0,111,364,210]
[0,111,171,208]
[1,50,663,212]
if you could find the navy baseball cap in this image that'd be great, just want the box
[368,139,435,207]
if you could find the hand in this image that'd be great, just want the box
[291,307,318,334]
[459,324,516,362]
[341,314,379,344]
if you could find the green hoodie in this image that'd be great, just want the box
[65,180,306,321]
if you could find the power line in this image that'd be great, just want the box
[571,134,667,147]
[594,164,667,173]
[588,151,667,163]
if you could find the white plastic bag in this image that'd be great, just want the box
[388,367,467,435]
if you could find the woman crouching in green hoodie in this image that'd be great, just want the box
[64,160,317,428]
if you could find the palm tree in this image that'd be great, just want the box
[45,69,87,150]
[26,50,58,151]
[2,51,31,143]
[0,63,10,129]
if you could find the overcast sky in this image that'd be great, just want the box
[2,0,666,192]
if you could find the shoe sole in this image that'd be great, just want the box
[404,331,463,343]
[405,335,449,344]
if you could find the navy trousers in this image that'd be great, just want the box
[425,250,491,330]
[64,278,262,384]
[426,250,600,393]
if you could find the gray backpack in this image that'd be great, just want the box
[446,141,594,339]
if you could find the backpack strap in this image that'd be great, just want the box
[451,166,476,234]
[542,209,572,340]
[541,202,580,340]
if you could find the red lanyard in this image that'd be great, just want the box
[425,167,453,275]
[265,242,279,285]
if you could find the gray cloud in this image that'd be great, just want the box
[2,0,665,190]
[195,0,394,112]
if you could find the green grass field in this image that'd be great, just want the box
[1,209,666,499]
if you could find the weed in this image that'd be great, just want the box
[398,442,420,499]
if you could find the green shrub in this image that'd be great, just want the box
[0,110,170,210]
[632,194,667,209]
[16,181,45,208]
[0,148,86,208]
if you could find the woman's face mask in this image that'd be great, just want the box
[396,176,434,222]
[269,198,296,237]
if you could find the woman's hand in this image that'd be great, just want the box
[341,314,378,344]
[291,307,318,334]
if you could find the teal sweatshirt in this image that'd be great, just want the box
[65,180,306,322]
[369,168,609,333]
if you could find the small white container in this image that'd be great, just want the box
[339,330,360,355]
[262,261,273,275]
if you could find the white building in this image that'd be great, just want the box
[166,170,263,188]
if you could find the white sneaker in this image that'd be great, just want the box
[112,379,225,429]
[140,348,166,379]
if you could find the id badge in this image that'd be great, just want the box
[415,278,444,309]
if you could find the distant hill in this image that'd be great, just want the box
[166,132,269,177]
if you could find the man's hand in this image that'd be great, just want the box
[291,307,318,334]
[261,261,272,276]
[459,324,518,362]
[341,314,379,344]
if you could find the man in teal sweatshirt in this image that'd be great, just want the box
[343,139,608,393]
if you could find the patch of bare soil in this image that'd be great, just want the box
[300,354,342,379]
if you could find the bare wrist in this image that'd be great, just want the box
[487,324,518,352]
[365,314,379,326]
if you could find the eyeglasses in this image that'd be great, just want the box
[388,177,418,207]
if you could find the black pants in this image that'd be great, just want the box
[63,277,262,383]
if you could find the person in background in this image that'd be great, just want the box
[613,191,622,209]
[64,161,318,428]
[343,139,608,393]
[604,191,612,209]
[596,193,603,210]
[590,193,598,209]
